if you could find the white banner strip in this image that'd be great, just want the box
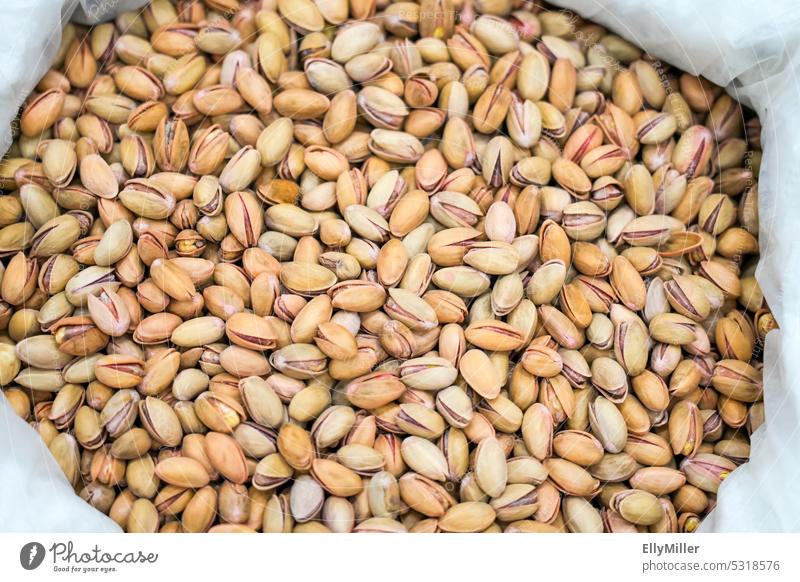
[1,534,798,581]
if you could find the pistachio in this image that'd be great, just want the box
[5,0,764,536]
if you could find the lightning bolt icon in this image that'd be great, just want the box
[28,545,38,566]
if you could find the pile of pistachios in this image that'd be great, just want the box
[0,0,774,533]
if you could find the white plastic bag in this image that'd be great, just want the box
[548,0,800,533]
[0,0,145,533]
[0,0,149,157]
[2,0,799,532]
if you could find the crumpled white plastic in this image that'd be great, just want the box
[2,0,800,532]
[0,0,145,533]
[546,0,800,533]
